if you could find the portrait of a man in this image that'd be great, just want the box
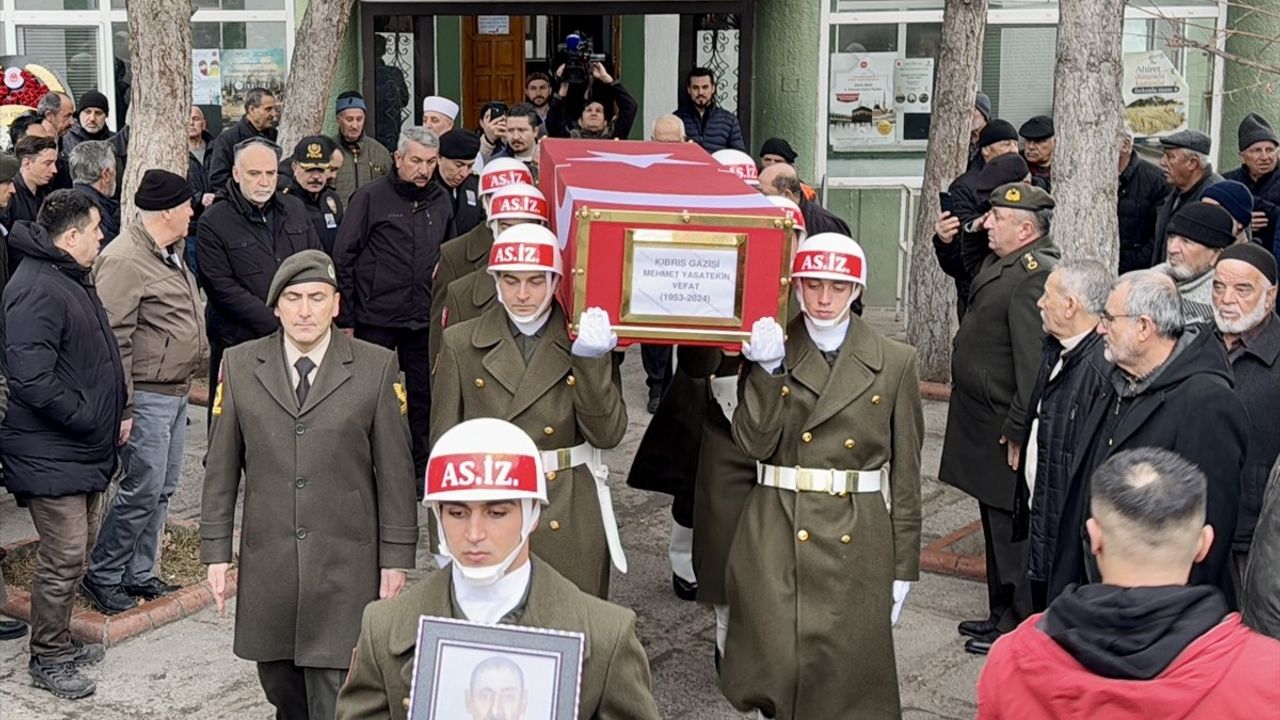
[466,655,528,720]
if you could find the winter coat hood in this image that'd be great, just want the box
[7,221,89,277]
[1113,323,1233,397]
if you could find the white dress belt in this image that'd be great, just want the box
[540,442,628,574]
[758,463,889,498]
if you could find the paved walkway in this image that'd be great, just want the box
[0,338,989,720]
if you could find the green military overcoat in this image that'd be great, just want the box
[200,330,419,669]
[335,556,660,720]
[722,313,924,720]
[435,267,497,355]
[939,234,1060,510]
[431,303,627,597]
[679,347,756,604]
[428,223,493,365]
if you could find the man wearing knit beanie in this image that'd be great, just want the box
[63,90,114,158]
[84,168,206,616]
[1212,240,1279,592]
[1224,113,1279,257]
[1202,179,1255,243]
[1156,201,1236,324]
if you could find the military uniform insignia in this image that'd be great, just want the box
[211,382,225,417]
[393,382,408,415]
[326,196,337,213]
[1005,187,1022,203]
[1024,252,1039,271]
[326,262,337,280]
[306,143,324,160]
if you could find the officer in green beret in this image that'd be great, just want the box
[939,182,1061,654]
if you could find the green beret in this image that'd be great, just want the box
[989,182,1055,212]
[267,250,338,307]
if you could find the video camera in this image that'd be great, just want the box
[557,32,607,88]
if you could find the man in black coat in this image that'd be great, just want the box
[1151,130,1223,265]
[205,88,279,190]
[674,67,745,153]
[1,190,125,699]
[1117,128,1170,273]
[432,129,482,237]
[1223,113,1280,256]
[1013,260,1113,613]
[4,136,60,275]
[281,135,344,255]
[197,137,322,425]
[61,90,114,159]
[333,126,454,482]
[1071,269,1248,606]
[1210,244,1280,592]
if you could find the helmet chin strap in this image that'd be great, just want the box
[497,273,560,335]
[435,499,541,586]
[794,287,856,329]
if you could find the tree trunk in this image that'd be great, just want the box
[1051,0,1125,267]
[277,0,358,153]
[906,0,988,383]
[121,0,191,217]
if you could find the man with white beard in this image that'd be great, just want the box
[1212,243,1280,594]
[1153,201,1236,324]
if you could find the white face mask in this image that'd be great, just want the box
[495,272,559,334]
[433,499,541,586]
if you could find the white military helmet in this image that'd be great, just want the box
[486,224,563,278]
[424,418,548,505]
[479,157,534,197]
[487,183,550,225]
[767,195,807,244]
[790,232,868,286]
[712,148,760,186]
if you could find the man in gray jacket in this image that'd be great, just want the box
[82,170,207,614]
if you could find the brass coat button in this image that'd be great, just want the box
[840,534,852,544]
[801,431,813,443]
[474,378,485,388]
[546,471,557,481]
[295,423,305,435]
[797,529,810,542]
[871,394,882,405]
[566,375,576,386]
[403,698,410,710]
[844,438,856,449]
[549,520,561,531]
[781,385,790,397]
[543,426,555,436]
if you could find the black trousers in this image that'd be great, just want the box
[256,660,344,720]
[640,344,673,398]
[355,324,431,482]
[979,501,1030,633]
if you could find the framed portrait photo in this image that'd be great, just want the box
[407,616,585,720]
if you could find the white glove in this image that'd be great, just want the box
[741,317,785,373]
[891,580,912,625]
[571,307,618,358]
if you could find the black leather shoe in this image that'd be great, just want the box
[0,618,28,641]
[958,618,998,639]
[646,396,660,414]
[964,635,996,655]
[672,573,698,602]
[123,577,180,600]
[80,579,136,615]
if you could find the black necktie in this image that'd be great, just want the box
[295,356,316,407]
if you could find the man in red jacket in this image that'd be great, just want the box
[978,447,1280,719]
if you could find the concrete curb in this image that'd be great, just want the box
[920,520,986,582]
[1,529,238,647]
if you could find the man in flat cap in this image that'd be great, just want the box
[283,135,345,255]
[1212,243,1279,593]
[201,249,417,720]
[1224,113,1279,255]
[1155,201,1236,324]
[82,170,206,615]
[1019,115,1054,191]
[1153,129,1222,264]
[940,182,1060,655]
[433,128,483,236]
[421,95,459,139]
[332,91,393,205]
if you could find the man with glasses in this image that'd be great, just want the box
[1070,269,1248,606]
[940,182,1060,655]
[283,136,344,255]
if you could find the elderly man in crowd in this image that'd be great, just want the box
[432,129,483,236]
[68,140,120,245]
[332,92,392,204]
[1224,113,1279,254]
[421,96,458,138]
[1019,115,1055,191]
[281,136,344,255]
[82,170,205,614]
[1117,125,1169,273]
[1154,201,1236,324]
[1211,243,1280,592]
[1017,260,1113,612]
[36,92,74,191]
[62,91,114,158]
[1152,130,1222,264]
[1071,269,1248,606]
[206,88,279,190]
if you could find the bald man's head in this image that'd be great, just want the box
[759,163,802,202]
[651,115,685,143]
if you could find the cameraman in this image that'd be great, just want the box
[546,61,637,140]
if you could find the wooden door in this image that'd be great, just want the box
[461,15,526,130]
